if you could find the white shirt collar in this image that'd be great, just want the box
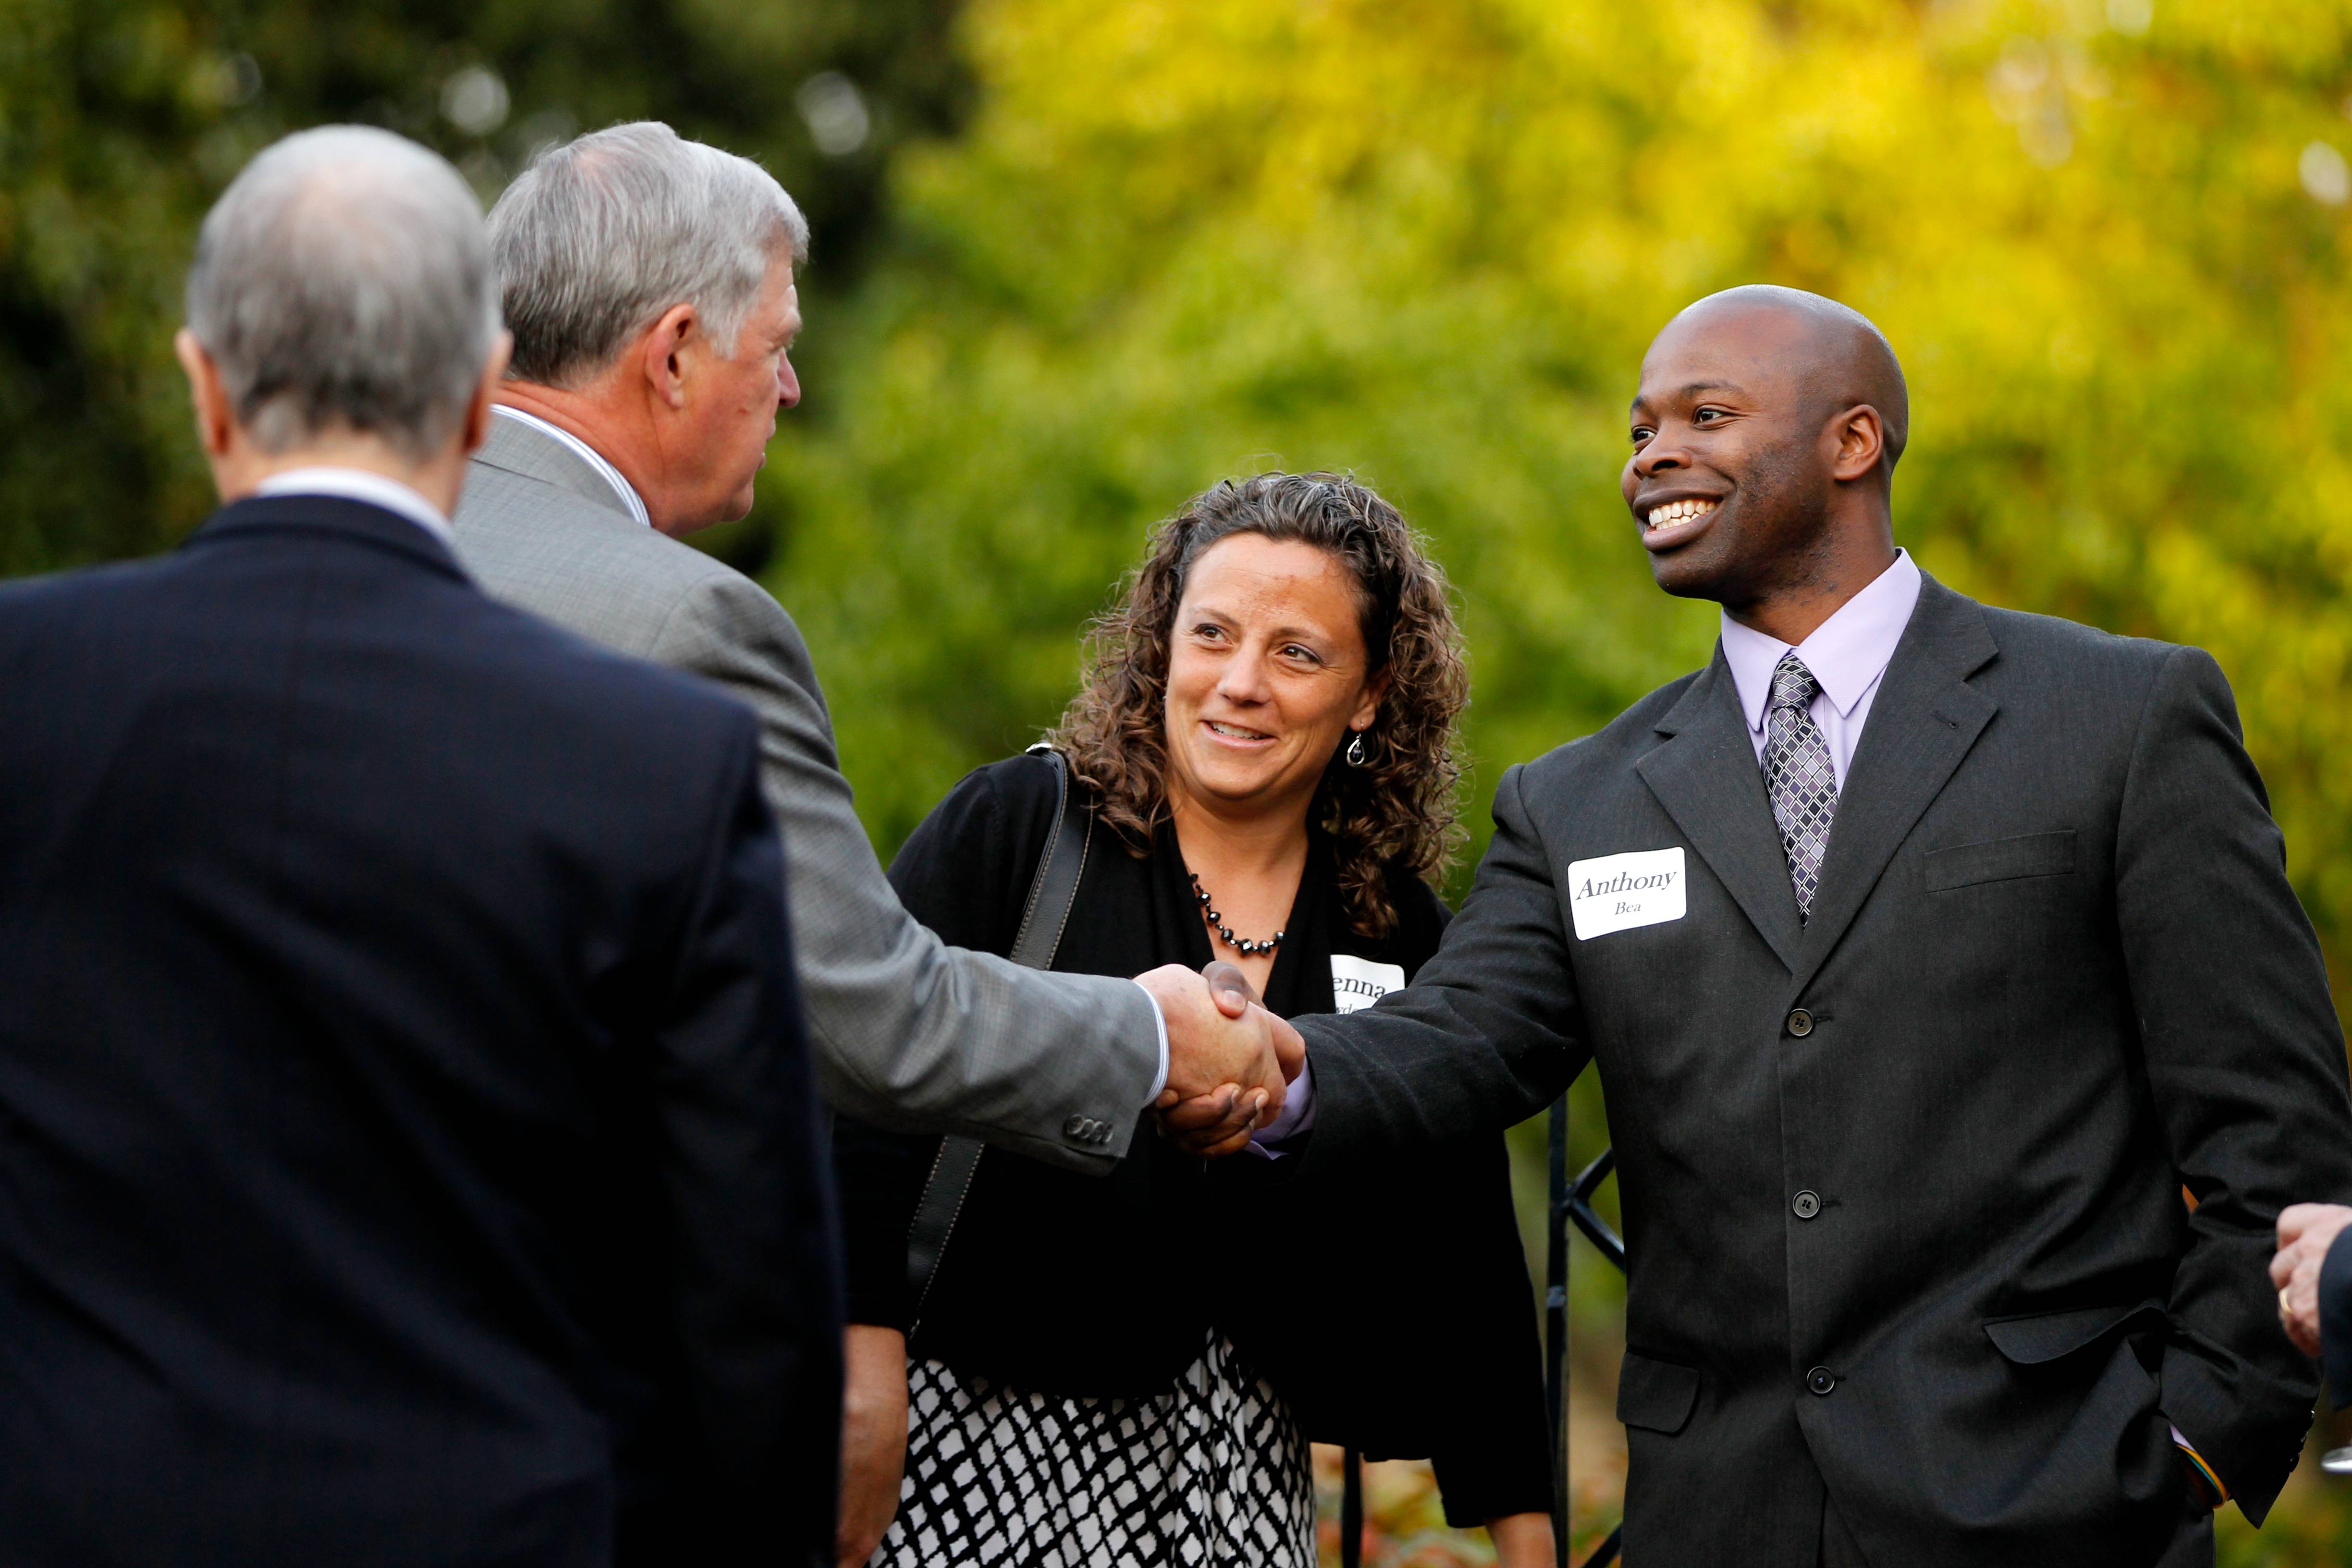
[1719,548,1924,735]
[490,405,651,529]
[251,467,454,546]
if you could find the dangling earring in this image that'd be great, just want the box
[1344,729,1369,767]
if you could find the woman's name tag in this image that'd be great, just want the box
[1330,954,1406,1013]
[1567,847,1686,940]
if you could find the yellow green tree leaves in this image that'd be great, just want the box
[772,0,2352,996]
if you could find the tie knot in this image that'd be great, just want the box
[1770,652,1820,713]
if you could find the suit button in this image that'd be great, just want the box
[1792,1190,1821,1220]
[1806,1366,1837,1396]
[1064,1115,1090,1139]
[1786,1008,1814,1038]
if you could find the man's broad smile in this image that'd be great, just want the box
[1643,497,1718,529]
[1639,494,1723,552]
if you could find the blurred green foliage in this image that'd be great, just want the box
[0,0,964,573]
[770,0,2352,994]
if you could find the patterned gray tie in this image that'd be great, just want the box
[1762,651,1837,921]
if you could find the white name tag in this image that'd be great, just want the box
[1567,847,1687,941]
[1329,954,1406,1014]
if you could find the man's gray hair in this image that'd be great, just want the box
[489,122,809,387]
[184,126,499,464]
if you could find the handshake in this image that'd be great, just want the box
[1134,962,1307,1158]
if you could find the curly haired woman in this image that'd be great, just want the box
[832,472,1554,1567]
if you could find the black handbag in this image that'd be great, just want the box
[903,744,1094,1333]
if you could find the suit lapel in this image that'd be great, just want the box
[1636,652,1806,971]
[1789,576,1999,993]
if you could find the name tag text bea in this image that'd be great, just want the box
[1567,847,1686,940]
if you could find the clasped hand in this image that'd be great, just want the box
[1133,961,1305,1157]
[2271,1201,2352,1356]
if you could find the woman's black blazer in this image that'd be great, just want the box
[833,753,1551,1524]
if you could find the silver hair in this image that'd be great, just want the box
[488,122,809,387]
[184,126,499,464]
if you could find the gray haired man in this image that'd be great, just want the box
[452,123,1291,1163]
[1,128,841,1567]
[451,131,1294,1561]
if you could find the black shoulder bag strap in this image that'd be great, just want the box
[904,744,1094,1336]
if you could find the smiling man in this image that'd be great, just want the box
[1262,285,2352,1566]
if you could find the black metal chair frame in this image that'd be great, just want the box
[1553,1100,1624,1568]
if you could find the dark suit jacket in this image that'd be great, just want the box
[0,496,842,1568]
[1293,574,2352,1567]
[833,754,1551,1524]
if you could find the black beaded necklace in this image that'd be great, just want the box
[1188,872,1285,956]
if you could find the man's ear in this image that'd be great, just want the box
[173,329,235,458]
[460,331,515,457]
[637,303,699,412]
[1827,404,1886,483]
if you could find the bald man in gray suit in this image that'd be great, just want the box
[451,123,1288,1176]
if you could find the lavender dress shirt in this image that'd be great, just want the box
[1717,549,1922,789]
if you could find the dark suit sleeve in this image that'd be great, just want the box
[2325,1229,2352,1411]
[1424,1140,1555,1526]
[654,720,844,1564]
[2115,646,2352,1520]
[1296,762,1591,1169]
[833,760,1051,1331]
[1373,879,1561,1523]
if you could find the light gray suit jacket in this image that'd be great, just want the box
[451,412,1159,1172]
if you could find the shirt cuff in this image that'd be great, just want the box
[1246,1055,1317,1160]
[1130,978,1170,1106]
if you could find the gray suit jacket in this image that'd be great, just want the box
[1296,575,2352,1565]
[451,413,1159,1172]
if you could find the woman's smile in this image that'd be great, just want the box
[1163,533,1382,818]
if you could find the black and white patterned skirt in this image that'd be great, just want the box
[872,1331,1315,1568]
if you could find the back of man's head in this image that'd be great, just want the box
[185,127,498,465]
[489,122,808,388]
[1678,284,1910,478]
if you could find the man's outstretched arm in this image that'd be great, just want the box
[655,571,1273,1171]
[1165,761,1591,1166]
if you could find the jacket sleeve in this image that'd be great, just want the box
[1293,762,1592,1173]
[2325,1228,2352,1411]
[832,1115,931,1333]
[831,762,1050,1332]
[647,570,1160,1172]
[1423,1135,1555,1526]
[2115,645,2352,1522]
[650,714,842,1567]
[1385,879,1554,1524]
